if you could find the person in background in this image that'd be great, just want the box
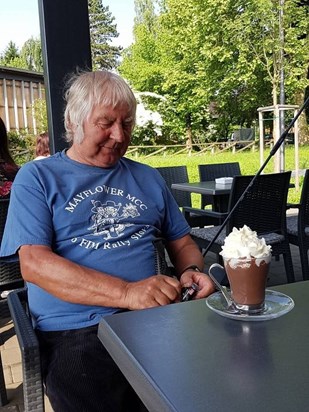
[0,70,215,412]
[0,117,19,197]
[34,132,50,160]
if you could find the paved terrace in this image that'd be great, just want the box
[0,242,304,411]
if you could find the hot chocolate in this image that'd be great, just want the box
[220,225,271,313]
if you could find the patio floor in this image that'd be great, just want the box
[0,242,305,411]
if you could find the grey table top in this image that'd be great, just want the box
[171,181,232,195]
[98,282,309,412]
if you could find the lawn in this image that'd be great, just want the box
[127,145,309,206]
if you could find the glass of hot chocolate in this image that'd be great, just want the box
[220,225,272,314]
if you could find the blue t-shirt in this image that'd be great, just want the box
[0,151,190,331]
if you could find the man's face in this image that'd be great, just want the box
[73,103,134,167]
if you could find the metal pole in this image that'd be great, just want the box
[279,0,285,172]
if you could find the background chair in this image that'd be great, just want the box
[0,199,24,316]
[191,172,295,284]
[286,169,309,280]
[7,239,175,412]
[0,198,23,407]
[8,288,45,412]
[156,166,215,227]
[198,162,241,210]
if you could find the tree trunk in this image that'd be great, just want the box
[185,113,193,153]
[295,91,309,144]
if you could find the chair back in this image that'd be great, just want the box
[198,162,241,208]
[227,171,291,236]
[298,169,309,231]
[156,166,192,208]
[198,162,241,182]
[8,288,45,411]
[0,199,9,245]
[0,198,23,300]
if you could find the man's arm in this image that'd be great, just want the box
[166,234,215,298]
[19,244,181,310]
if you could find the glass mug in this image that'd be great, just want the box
[222,256,271,314]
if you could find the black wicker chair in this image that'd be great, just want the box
[191,172,295,284]
[286,169,309,280]
[156,166,216,227]
[7,288,44,411]
[198,162,241,209]
[6,240,173,412]
[0,199,24,315]
[0,198,23,406]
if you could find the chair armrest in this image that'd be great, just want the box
[8,288,45,412]
[286,203,300,210]
[183,206,228,220]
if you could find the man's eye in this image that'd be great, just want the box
[97,123,110,129]
[123,121,133,129]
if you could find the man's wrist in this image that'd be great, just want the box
[180,265,202,276]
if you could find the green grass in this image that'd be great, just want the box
[127,145,309,207]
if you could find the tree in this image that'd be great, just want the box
[0,38,43,71]
[20,38,43,72]
[88,0,122,69]
[1,2,122,72]
[120,0,309,144]
[0,41,19,61]
[119,0,163,91]
[0,41,26,68]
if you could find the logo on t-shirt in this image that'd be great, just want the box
[88,199,140,240]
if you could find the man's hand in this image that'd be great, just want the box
[180,270,215,300]
[123,275,181,310]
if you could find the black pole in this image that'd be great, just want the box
[202,94,309,258]
[38,0,92,154]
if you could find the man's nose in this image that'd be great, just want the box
[110,123,125,142]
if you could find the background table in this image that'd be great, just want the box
[98,282,309,412]
[171,180,295,213]
[171,181,231,212]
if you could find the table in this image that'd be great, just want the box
[171,181,231,212]
[98,281,309,412]
[171,180,295,213]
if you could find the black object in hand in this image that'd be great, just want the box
[181,283,199,302]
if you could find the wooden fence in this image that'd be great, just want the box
[0,66,44,133]
[126,141,268,158]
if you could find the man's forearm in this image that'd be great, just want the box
[19,245,129,307]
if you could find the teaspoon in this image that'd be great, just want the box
[208,263,239,313]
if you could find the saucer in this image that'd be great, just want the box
[206,289,294,321]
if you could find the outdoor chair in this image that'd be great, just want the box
[0,198,23,407]
[198,162,241,209]
[286,169,309,280]
[191,172,295,284]
[156,166,216,227]
[8,288,44,412]
[6,240,173,412]
[0,199,24,316]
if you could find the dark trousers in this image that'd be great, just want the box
[37,324,148,412]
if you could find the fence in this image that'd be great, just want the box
[126,140,268,158]
[0,66,44,134]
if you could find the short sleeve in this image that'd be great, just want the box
[0,165,53,257]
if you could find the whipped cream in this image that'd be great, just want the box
[220,225,272,260]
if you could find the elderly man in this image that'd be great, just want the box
[1,70,214,412]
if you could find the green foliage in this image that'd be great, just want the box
[120,0,309,144]
[131,122,159,145]
[88,0,122,69]
[1,2,122,72]
[7,130,34,164]
[7,98,48,164]
[0,41,19,61]
[20,38,43,72]
[0,38,42,71]
[30,98,48,133]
